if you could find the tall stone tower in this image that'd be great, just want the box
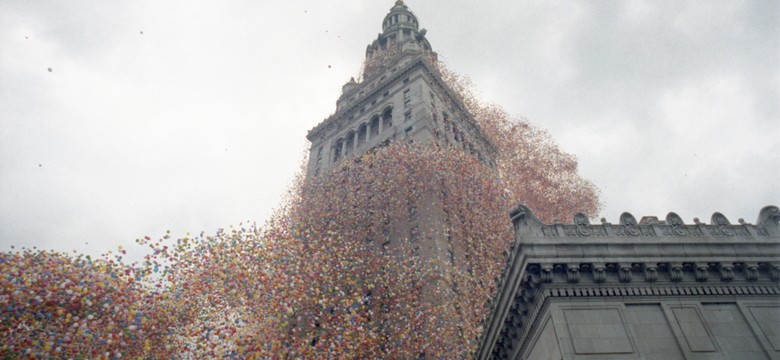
[303,3,502,349]
[305,1,496,179]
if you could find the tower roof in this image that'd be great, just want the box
[366,1,433,60]
[382,0,419,33]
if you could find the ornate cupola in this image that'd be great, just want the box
[366,1,433,59]
[382,0,419,33]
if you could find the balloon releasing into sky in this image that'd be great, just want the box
[0,58,599,358]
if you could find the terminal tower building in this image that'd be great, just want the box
[302,1,501,355]
[305,0,496,178]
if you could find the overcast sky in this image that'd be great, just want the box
[1,0,778,258]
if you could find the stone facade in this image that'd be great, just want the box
[477,205,780,360]
[305,1,496,179]
[304,1,499,307]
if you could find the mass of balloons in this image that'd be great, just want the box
[1,59,599,359]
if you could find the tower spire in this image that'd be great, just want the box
[365,0,433,62]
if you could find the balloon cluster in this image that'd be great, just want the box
[433,62,601,223]
[1,144,514,358]
[2,57,599,358]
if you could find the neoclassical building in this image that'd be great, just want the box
[477,206,780,359]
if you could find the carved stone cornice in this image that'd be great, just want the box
[510,205,780,240]
[477,205,780,360]
[491,261,780,360]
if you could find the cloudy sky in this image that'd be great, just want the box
[1,0,778,258]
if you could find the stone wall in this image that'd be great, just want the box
[477,205,780,360]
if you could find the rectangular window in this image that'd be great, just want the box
[405,111,412,122]
[405,126,413,136]
[403,89,411,107]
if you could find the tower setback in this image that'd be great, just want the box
[305,1,496,179]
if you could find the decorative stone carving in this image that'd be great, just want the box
[762,263,780,281]
[521,289,534,303]
[540,265,553,283]
[541,226,557,237]
[711,212,735,236]
[719,264,734,281]
[563,226,578,237]
[573,213,592,236]
[618,264,632,283]
[593,264,606,283]
[667,212,689,236]
[744,264,759,281]
[566,264,580,283]
[592,226,608,237]
[757,205,780,227]
[644,265,658,282]
[620,212,641,236]
[670,263,684,282]
[694,264,709,282]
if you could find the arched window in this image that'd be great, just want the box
[382,107,393,129]
[357,123,367,147]
[316,147,323,165]
[370,116,380,138]
[333,139,344,162]
[345,131,355,155]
